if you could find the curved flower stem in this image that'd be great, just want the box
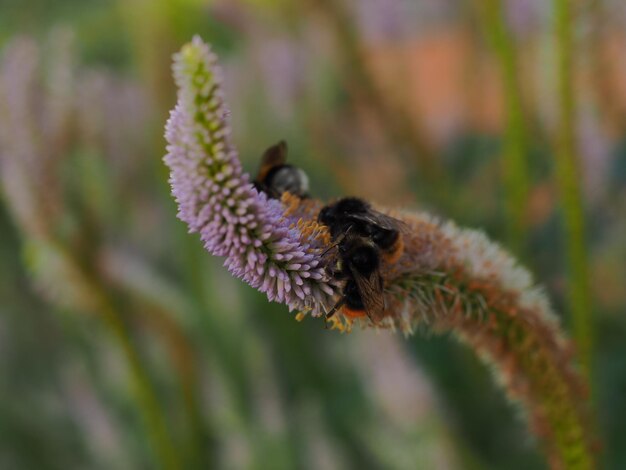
[554,0,594,382]
[382,213,597,469]
[403,272,592,469]
[473,0,530,254]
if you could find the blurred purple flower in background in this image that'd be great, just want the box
[76,71,150,178]
[354,0,456,42]
[505,0,544,39]
[0,32,73,237]
[578,113,612,203]
[354,0,415,42]
[254,38,305,120]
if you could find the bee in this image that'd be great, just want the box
[253,140,309,199]
[318,197,406,322]
[318,197,404,264]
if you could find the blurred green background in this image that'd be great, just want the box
[1,0,625,469]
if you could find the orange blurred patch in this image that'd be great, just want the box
[362,23,626,144]
[364,25,505,143]
[526,182,556,227]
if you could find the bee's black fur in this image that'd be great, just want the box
[318,197,400,252]
[344,280,365,311]
[319,197,402,320]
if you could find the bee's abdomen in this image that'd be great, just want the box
[266,165,309,197]
[344,280,365,312]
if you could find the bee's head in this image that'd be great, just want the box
[334,197,370,216]
[318,204,334,226]
[318,197,370,226]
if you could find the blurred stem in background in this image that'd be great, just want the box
[554,0,594,382]
[309,0,451,208]
[133,301,214,468]
[32,240,182,470]
[105,239,258,466]
[116,0,207,120]
[103,248,222,468]
[93,298,180,470]
[254,301,387,469]
[0,34,208,468]
[473,0,530,255]
[117,0,175,115]
[588,0,625,135]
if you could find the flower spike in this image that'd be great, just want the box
[164,36,335,313]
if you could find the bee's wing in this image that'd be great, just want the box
[348,211,408,233]
[349,264,386,321]
[256,140,288,182]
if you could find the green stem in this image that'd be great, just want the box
[475,0,530,254]
[98,300,180,470]
[51,241,181,470]
[136,304,213,469]
[554,0,594,382]
[399,270,595,469]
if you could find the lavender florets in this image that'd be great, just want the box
[164,36,334,313]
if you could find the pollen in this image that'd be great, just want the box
[326,314,352,333]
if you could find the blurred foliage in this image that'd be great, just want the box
[0,0,625,469]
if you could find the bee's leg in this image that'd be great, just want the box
[325,298,345,325]
[322,306,333,330]
[320,238,342,257]
[319,225,353,257]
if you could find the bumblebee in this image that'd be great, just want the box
[253,140,309,199]
[318,197,404,264]
[318,197,406,322]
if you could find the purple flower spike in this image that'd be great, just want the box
[164,36,335,315]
